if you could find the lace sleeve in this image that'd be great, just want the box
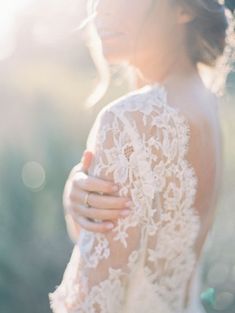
[48,86,201,313]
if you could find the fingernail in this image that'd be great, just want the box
[125,201,133,208]
[106,223,114,229]
[112,185,119,192]
[120,210,130,217]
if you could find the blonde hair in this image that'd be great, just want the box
[75,0,235,107]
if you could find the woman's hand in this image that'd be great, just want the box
[63,150,133,241]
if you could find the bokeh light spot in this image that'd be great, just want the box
[22,161,46,190]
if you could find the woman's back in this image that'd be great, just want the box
[163,79,223,309]
[174,81,222,254]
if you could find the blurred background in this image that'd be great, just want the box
[0,1,234,313]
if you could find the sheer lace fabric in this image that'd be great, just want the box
[48,84,206,313]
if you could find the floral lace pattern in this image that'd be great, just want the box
[48,83,202,313]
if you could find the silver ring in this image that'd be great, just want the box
[83,191,90,207]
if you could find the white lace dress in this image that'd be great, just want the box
[49,83,207,313]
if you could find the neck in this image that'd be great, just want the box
[132,49,201,91]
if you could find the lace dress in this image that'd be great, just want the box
[48,83,207,313]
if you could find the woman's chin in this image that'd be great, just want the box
[101,39,129,64]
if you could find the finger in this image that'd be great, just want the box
[74,189,132,210]
[74,172,119,195]
[72,203,131,221]
[79,190,133,209]
[73,215,115,233]
[81,150,93,173]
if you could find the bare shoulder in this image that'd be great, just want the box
[97,85,166,127]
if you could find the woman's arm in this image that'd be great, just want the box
[49,104,158,313]
[63,150,132,240]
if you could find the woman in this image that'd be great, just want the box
[49,1,235,312]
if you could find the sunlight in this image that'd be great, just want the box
[0,0,34,59]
